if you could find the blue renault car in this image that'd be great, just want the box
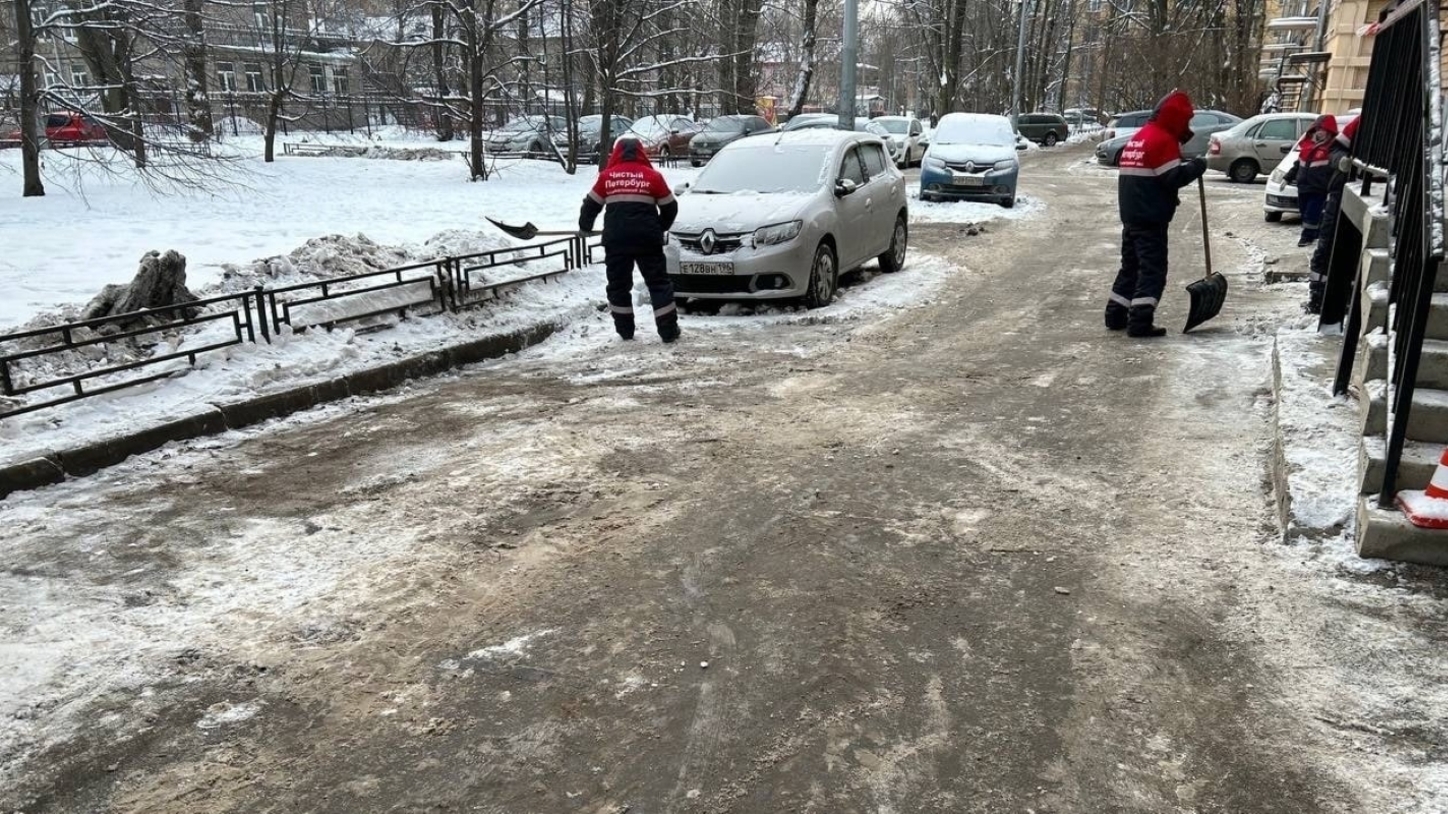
[919,113,1021,208]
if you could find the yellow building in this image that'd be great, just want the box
[1317,0,1394,113]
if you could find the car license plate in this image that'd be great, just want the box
[952,173,983,186]
[682,261,734,275]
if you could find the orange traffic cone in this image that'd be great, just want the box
[1396,447,1448,529]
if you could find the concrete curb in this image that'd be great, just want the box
[0,321,562,501]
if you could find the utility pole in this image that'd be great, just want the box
[1011,0,1030,127]
[838,0,857,131]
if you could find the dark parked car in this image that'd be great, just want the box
[629,115,703,159]
[689,115,776,166]
[1016,113,1069,146]
[781,113,837,131]
[1095,110,1242,166]
[554,114,634,162]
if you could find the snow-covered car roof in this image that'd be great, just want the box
[753,128,880,148]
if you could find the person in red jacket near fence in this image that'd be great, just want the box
[1305,115,1360,314]
[1104,90,1208,338]
[579,135,681,343]
[1285,114,1339,248]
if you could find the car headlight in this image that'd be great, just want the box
[752,220,803,247]
[923,156,946,170]
[994,159,1017,171]
[1271,169,1285,184]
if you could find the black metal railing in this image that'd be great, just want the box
[0,291,260,418]
[1327,0,1445,507]
[0,234,605,420]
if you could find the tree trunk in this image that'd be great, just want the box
[937,0,965,116]
[264,91,282,162]
[183,0,213,141]
[432,5,454,141]
[82,250,197,324]
[786,0,818,117]
[467,10,487,181]
[124,64,147,169]
[731,0,763,115]
[14,0,44,196]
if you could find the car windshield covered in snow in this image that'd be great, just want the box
[690,143,829,194]
[875,118,910,134]
[934,116,1014,146]
[703,116,750,134]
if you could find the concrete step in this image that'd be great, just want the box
[1359,435,1443,495]
[1358,495,1448,565]
[1341,186,1391,250]
[1361,281,1388,337]
[1362,385,1448,442]
[1364,248,1391,288]
[1425,294,1448,341]
[1362,336,1448,392]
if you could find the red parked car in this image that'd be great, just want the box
[1,113,108,148]
[628,115,704,160]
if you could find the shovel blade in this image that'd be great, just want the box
[1183,272,1228,333]
[485,216,539,240]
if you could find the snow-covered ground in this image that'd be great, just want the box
[908,189,1045,224]
[0,139,689,331]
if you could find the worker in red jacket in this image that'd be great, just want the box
[1286,115,1339,247]
[1104,90,1208,337]
[579,135,681,343]
[1306,115,1360,314]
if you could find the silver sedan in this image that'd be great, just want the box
[665,130,910,308]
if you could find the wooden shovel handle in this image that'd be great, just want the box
[1197,176,1213,281]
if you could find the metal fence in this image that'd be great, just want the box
[1326,0,1445,507]
[0,233,603,420]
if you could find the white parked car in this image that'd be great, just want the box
[871,115,926,166]
[666,129,909,308]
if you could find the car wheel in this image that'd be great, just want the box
[1265,211,1283,223]
[659,145,671,158]
[1000,195,1017,209]
[878,214,908,273]
[1230,158,1259,184]
[1044,132,1059,147]
[1111,149,1123,167]
[803,242,839,309]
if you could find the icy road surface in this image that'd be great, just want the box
[4,147,1448,813]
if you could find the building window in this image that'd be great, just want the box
[217,62,237,91]
[69,62,88,89]
[309,63,326,94]
[244,63,264,93]
[252,2,267,30]
[332,66,349,95]
[41,68,60,89]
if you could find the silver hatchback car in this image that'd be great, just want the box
[666,130,910,308]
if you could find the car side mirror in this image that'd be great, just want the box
[670,129,680,135]
[835,178,859,197]
[677,181,691,194]
[1016,141,1028,151]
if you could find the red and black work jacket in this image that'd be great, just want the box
[1328,116,1360,193]
[579,138,678,252]
[1117,91,1207,227]
[1290,115,1339,196]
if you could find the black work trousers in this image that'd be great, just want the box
[1105,223,1170,327]
[605,249,677,338]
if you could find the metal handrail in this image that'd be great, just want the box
[1363,0,1445,506]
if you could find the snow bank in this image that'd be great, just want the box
[908,190,1045,225]
[0,150,700,330]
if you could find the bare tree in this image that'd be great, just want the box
[12,0,46,195]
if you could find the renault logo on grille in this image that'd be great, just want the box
[700,229,717,255]
[965,161,976,173]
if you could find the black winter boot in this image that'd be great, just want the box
[1304,281,1324,315]
[658,315,681,344]
[1127,305,1166,338]
[1104,303,1129,331]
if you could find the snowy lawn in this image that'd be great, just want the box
[0,140,699,330]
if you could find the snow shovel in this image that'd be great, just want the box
[485,217,593,240]
[1183,177,1228,333]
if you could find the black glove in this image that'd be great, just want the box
[1285,165,1298,185]
[1191,156,1207,175]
